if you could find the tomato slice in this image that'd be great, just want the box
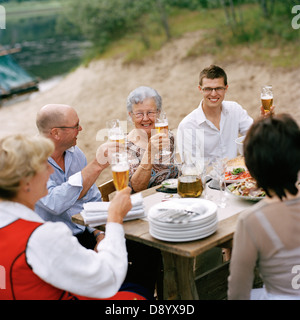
[225,170,251,181]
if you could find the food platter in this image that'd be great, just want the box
[226,178,266,201]
[161,179,178,189]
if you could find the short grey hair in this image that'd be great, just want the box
[126,86,162,112]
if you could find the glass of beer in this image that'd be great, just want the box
[261,85,273,113]
[177,154,203,198]
[211,157,227,208]
[107,119,125,144]
[155,111,171,156]
[111,152,129,191]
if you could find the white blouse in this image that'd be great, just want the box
[0,201,128,299]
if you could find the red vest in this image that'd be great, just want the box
[0,219,146,300]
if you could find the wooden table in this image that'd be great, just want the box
[72,185,255,300]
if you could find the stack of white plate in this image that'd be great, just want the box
[148,198,218,242]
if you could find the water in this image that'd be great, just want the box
[0,11,92,104]
[9,38,92,80]
[0,10,92,80]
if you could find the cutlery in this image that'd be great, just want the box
[156,206,205,224]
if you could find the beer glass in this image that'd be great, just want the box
[261,85,273,113]
[177,153,203,198]
[199,157,212,199]
[111,152,129,191]
[211,158,227,208]
[107,119,125,144]
[155,111,171,156]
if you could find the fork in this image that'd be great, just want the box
[156,208,203,223]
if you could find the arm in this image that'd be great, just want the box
[28,188,132,299]
[238,105,254,136]
[78,158,104,199]
[37,142,121,215]
[130,133,171,192]
[80,141,124,199]
[227,215,258,300]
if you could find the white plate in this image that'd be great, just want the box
[149,211,217,229]
[149,224,218,242]
[148,198,218,227]
[150,220,218,238]
[161,179,178,189]
[226,185,265,202]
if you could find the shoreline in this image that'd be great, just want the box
[1,75,64,108]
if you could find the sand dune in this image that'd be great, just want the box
[1,30,299,185]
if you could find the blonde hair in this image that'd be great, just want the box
[0,134,54,200]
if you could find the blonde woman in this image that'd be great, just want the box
[0,134,148,300]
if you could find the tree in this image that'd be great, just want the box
[59,0,174,53]
[258,0,276,18]
[220,0,245,36]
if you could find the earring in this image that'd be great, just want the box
[26,187,30,193]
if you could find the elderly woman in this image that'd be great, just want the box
[0,134,148,300]
[228,113,300,300]
[126,86,178,192]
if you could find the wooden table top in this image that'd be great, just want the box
[73,211,237,258]
[72,184,252,258]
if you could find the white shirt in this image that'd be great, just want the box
[0,201,128,299]
[177,100,253,160]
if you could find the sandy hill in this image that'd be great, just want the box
[1,30,300,185]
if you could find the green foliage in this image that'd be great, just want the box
[56,0,300,67]
[58,0,155,53]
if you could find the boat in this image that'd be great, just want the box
[0,47,39,99]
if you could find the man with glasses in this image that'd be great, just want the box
[177,64,253,160]
[35,104,120,250]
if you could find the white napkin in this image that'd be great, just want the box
[81,193,145,227]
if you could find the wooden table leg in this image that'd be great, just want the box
[161,252,198,300]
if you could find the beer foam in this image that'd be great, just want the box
[261,95,273,100]
[112,163,129,172]
[155,122,168,127]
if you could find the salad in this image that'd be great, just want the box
[227,178,266,198]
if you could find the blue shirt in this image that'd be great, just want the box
[35,146,102,235]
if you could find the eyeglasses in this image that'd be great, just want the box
[54,123,80,130]
[131,111,157,119]
[201,87,226,94]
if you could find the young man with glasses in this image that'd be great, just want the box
[177,64,253,161]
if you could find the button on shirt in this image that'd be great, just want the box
[177,100,253,160]
[35,146,102,235]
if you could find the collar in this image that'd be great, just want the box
[48,146,76,170]
[196,100,229,125]
[0,201,45,224]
